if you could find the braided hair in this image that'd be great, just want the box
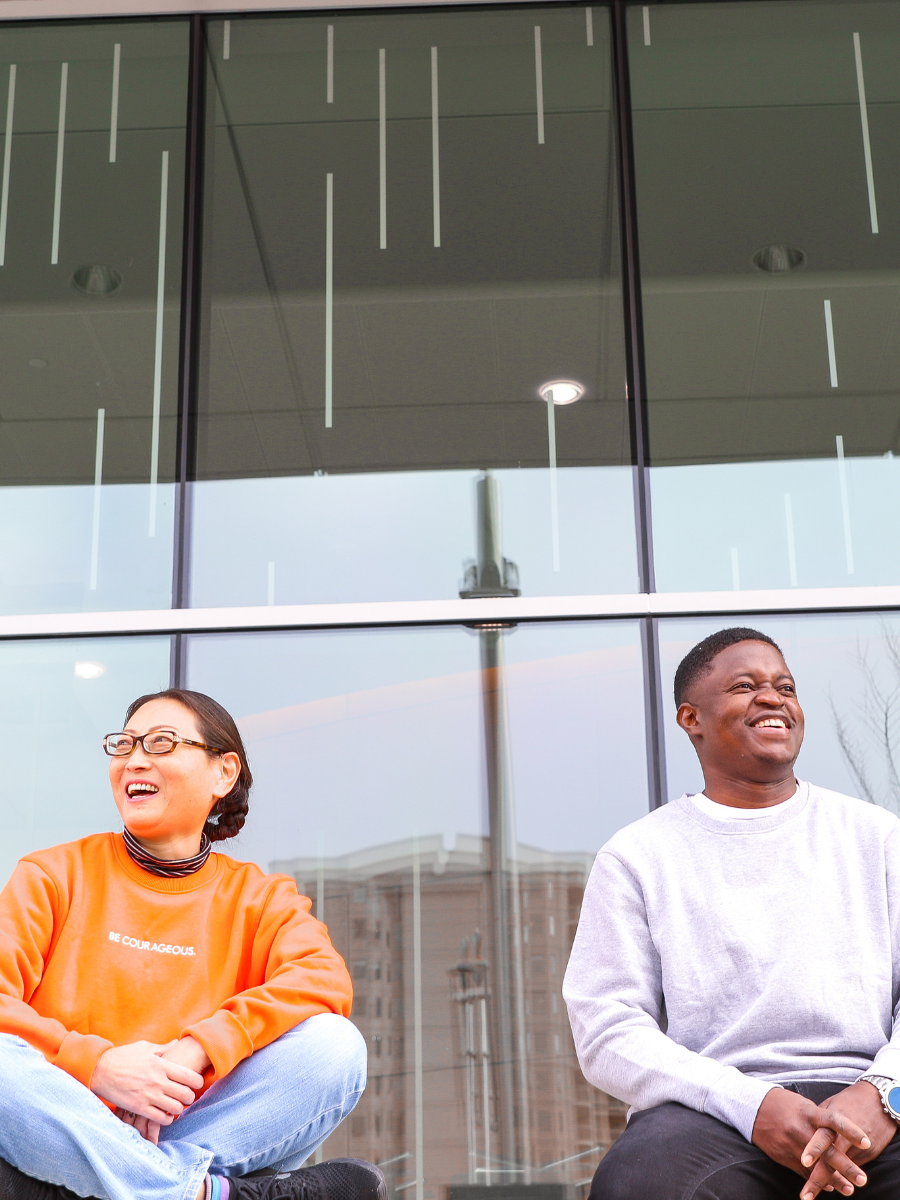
[124,688,253,842]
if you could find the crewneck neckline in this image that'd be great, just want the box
[110,833,221,892]
[689,786,800,822]
[674,780,810,834]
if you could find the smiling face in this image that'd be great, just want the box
[676,640,804,790]
[109,697,240,857]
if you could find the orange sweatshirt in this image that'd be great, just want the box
[0,833,352,1091]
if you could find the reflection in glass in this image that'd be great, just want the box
[630,2,900,590]
[192,7,634,606]
[0,634,171,885]
[185,619,647,1195]
[659,613,900,815]
[0,21,187,613]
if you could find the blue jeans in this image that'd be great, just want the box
[0,1014,366,1200]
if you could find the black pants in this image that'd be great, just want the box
[590,1084,900,1200]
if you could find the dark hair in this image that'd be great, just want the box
[674,627,783,707]
[124,688,252,842]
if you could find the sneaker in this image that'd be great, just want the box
[0,1158,84,1200]
[230,1159,386,1200]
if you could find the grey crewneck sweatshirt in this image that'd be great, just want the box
[562,782,900,1141]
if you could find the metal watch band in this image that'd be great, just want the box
[859,1075,900,1123]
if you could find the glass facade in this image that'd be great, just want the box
[0,21,187,613]
[2,0,900,1192]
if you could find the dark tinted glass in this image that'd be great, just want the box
[630,1,900,591]
[0,20,187,613]
[192,8,634,606]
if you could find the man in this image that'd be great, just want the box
[563,627,900,1200]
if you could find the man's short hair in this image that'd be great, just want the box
[674,627,783,707]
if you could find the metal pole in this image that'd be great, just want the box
[170,14,208,686]
[610,1,667,807]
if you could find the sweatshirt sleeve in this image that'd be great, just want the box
[563,849,776,1143]
[865,822,900,1082]
[0,859,113,1088]
[182,879,353,1083]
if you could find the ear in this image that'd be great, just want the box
[676,702,701,737]
[211,751,241,800]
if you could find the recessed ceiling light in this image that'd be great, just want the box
[539,379,584,405]
[28,358,47,369]
[752,244,805,273]
[72,264,122,297]
[74,661,105,679]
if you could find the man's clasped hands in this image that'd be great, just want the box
[753,1082,897,1200]
[88,1036,211,1146]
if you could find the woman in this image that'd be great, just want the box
[0,688,382,1200]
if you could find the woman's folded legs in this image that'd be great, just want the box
[0,1014,367,1200]
[0,1033,211,1200]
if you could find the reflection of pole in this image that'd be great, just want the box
[461,472,524,1182]
[413,841,424,1200]
[481,628,517,1173]
[507,806,532,1182]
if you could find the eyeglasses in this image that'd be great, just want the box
[103,731,223,757]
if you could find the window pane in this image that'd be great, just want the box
[0,21,187,614]
[0,634,170,884]
[185,620,648,1187]
[192,9,634,607]
[631,2,900,590]
[659,613,900,814]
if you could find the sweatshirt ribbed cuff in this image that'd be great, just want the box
[703,1070,780,1143]
[868,1046,900,1083]
[183,1009,254,1083]
[54,1030,114,1089]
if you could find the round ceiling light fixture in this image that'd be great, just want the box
[752,244,806,273]
[72,264,122,297]
[539,379,584,405]
[74,661,105,679]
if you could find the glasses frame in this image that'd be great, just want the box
[103,731,223,757]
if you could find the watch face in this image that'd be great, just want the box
[887,1086,900,1118]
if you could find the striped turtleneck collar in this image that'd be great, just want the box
[122,828,213,878]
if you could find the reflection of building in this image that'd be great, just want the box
[271,836,626,1200]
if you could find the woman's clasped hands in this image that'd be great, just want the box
[90,1036,209,1146]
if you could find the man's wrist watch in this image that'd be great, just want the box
[859,1074,900,1121]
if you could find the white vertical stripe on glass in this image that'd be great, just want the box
[149,150,169,537]
[643,6,651,45]
[585,8,593,46]
[327,25,334,103]
[731,547,740,591]
[480,999,491,1183]
[379,48,386,249]
[325,172,333,428]
[314,826,325,1166]
[89,407,105,591]
[109,44,120,163]
[267,561,275,605]
[413,839,424,1200]
[431,47,440,248]
[0,65,16,267]
[853,32,878,235]
[534,27,545,145]
[836,435,855,575]
[824,299,838,388]
[51,62,68,265]
[784,493,798,587]
[223,20,231,60]
[547,396,560,571]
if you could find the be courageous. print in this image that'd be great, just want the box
[108,931,196,956]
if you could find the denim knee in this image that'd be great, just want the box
[307,1013,367,1094]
